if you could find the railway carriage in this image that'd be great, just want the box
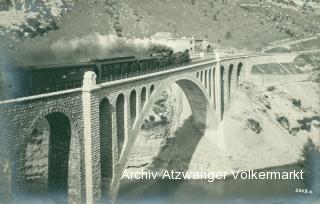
[2,49,191,99]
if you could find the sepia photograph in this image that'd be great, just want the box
[0,0,319,203]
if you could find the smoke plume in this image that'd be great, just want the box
[14,33,190,66]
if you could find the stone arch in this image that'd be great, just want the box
[140,87,147,110]
[227,64,234,102]
[25,110,81,202]
[129,90,137,128]
[134,76,218,132]
[150,85,155,95]
[236,62,243,86]
[116,94,125,159]
[204,70,208,89]
[114,76,218,202]
[99,98,113,198]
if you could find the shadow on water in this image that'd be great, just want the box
[148,116,204,173]
[117,116,320,203]
[118,164,318,204]
[118,115,205,202]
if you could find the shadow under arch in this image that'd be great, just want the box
[117,77,219,202]
[23,111,81,203]
[220,65,225,119]
[175,78,218,131]
[228,64,234,102]
[99,98,113,200]
[236,62,243,86]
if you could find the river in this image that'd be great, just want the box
[117,163,318,204]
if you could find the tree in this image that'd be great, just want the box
[0,0,13,10]
[213,14,217,21]
[225,31,232,39]
[298,138,320,194]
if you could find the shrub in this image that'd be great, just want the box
[160,115,168,123]
[289,127,300,135]
[298,138,320,196]
[297,116,320,132]
[213,14,217,21]
[149,115,155,122]
[267,86,276,92]
[246,119,262,134]
[264,100,271,110]
[225,31,232,40]
[276,116,290,130]
[292,98,301,108]
[285,28,295,37]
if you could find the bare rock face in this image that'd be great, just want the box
[1,0,320,52]
[126,84,184,172]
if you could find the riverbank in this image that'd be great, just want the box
[121,74,319,203]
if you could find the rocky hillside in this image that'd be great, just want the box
[126,71,320,177]
[0,0,73,41]
[0,0,319,54]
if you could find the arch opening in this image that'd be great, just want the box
[130,90,137,128]
[150,85,155,95]
[47,113,71,196]
[204,70,208,89]
[141,87,147,110]
[236,62,243,86]
[175,79,218,131]
[99,98,113,198]
[25,112,81,202]
[220,66,225,119]
[116,94,125,158]
[228,64,234,102]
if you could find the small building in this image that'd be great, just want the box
[167,36,212,53]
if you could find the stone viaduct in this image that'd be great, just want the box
[0,52,305,203]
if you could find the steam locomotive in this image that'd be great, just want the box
[1,49,190,99]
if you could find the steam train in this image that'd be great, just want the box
[1,49,190,99]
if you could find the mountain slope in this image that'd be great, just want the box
[0,0,319,54]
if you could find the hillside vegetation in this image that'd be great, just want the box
[0,0,319,53]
